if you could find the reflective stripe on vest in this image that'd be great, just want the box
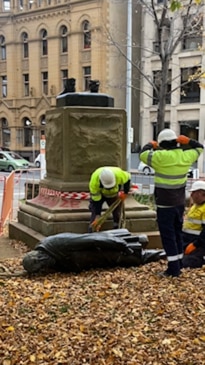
[186,217,205,225]
[182,228,201,235]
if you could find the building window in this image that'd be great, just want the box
[1,118,10,148]
[42,71,48,95]
[40,115,46,136]
[179,120,199,140]
[180,67,200,103]
[16,128,23,146]
[61,69,68,89]
[83,20,91,49]
[153,70,171,105]
[182,16,202,51]
[60,25,68,53]
[22,32,29,58]
[83,66,91,91]
[23,118,32,147]
[41,29,48,56]
[23,74,29,96]
[0,36,6,60]
[2,76,7,97]
[3,0,10,11]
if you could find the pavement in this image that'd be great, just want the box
[0,234,22,259]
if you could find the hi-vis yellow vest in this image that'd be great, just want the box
[89,167,131,202]
[183,203,205,235]
[140,148,203,189]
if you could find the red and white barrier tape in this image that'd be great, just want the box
[39,184,138,200]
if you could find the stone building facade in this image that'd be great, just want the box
[0,0,141,161]
[140,3,205,172]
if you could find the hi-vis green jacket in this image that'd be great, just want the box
[140,142,203,206]
[89,167,131,202]
[140,147,203,190]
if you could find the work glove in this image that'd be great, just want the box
[118,191,128,201]
[184,243,196,255]
[91,215,101,232]
[177,135,190,145]
[149,140,158,150]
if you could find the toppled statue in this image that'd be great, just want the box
[22,229,165,274]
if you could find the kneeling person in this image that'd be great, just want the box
[182,180,205,268]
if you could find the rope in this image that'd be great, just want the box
[92,197,123,232]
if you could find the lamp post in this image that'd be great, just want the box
[126,0,133,171]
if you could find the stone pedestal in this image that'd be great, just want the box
[9,105,160,247]
[42,106,127,191]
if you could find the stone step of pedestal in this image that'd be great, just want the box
[9,222,162,250]
[16,208,158,236]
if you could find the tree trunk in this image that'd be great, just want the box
[156,57,170,136]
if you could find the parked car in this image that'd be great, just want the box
[137,161,155,175]
[34,154,41,168]
[0,151,30,172]
[138,161,194,177]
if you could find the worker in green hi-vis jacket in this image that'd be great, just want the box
[140,128,204,278]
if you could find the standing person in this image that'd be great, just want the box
[182,180,205,269]
[140,129,204,277]
[88,166,131,233]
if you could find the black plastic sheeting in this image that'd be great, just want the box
[22,230,165,274]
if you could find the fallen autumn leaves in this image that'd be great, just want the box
[1,247,205,364]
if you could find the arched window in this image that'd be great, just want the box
[22,32,29,58]
[60,25,68,53]
[0,36,6,60]
[83,20,91,49]
[40,29,48,56]
[23,117,32,147]
[40,115,46,137]
[1,118,10,148]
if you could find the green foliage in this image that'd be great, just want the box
[170,0,202,9]
[134,194,156,210]
[170,0,181,11]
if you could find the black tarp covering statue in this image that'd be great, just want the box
[22,229,165,274]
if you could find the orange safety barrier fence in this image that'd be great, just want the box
[0,171,15,235]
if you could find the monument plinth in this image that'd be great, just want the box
[41,106,126,191]
[9,92,158,247]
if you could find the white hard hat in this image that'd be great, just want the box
[100,168,116,189]
[158,129,177,144]
[190,181,205,192]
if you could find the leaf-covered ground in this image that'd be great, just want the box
[1,243,205,365]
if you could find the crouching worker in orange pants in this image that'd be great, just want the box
[182,181,205,269]
[88,166,131,233]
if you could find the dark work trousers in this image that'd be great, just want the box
[157,205,185,277]
[88,196,122,233]
[183,247,205,268]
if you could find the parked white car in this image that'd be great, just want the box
[137,161,155,175]
[34,154,41,168]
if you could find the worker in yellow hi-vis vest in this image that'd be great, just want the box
[88,166,131,233]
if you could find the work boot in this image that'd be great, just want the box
[157,270,181,278]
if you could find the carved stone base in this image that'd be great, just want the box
[9,194,159,247]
